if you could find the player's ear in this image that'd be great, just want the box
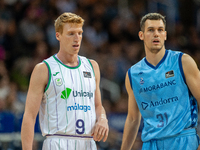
[56,32,60,41]
[164,31,167,40]
[138,31,144,40]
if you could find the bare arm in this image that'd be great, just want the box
[21,63,48,150]
[182,54,200,108]
[90,59,109,142]
[121,72,141,150]
[182,54,200,149]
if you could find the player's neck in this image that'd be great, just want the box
[56,52,79,67]
[145,48,166,67]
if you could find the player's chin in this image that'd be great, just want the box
[70,49,79,55]
[150,48,161,53]
[73,48,80,53]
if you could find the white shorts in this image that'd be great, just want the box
[42,135,97,150]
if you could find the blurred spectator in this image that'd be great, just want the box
[19,0,45,51]
[0,61,10,101]
[30,40,49,67]
[5,82,24,115]
[84,20,108,49]
[124,41,144,65]
[107,17,123,43]
[55,0,77,14]
[10,56,32,93]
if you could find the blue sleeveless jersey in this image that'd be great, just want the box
[128,50,198,142]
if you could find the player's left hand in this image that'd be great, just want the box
[92,117,109,142]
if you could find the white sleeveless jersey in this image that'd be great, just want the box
[39,55,96,137]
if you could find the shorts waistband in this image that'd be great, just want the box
[158,128,196,141]
[144,128,198,150]
[46,134,93,140]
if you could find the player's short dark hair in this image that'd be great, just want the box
[140,13,166,31]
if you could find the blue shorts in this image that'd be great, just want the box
[142,129,199,150]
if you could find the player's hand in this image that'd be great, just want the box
[92,117,109,142]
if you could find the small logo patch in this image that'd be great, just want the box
[83,71,91,78]
[55,78,63,86]
[140,77,144,85]
[165,70,174,78]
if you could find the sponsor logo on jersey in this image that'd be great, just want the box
[138,72,143,75]
[141,96,178,110]
[139,79,176,93]
[67,103,91,112]
[61,88,72,99]
[61,88,93,99]
[73,91,93,99]
[165,70,174,78]
[55,78,63,86]
[53,72,59,76]
[141,102,148,110]
[83,71,91,78]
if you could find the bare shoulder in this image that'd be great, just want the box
[182,53,197,68]
[89,59,100,82]
[30,62,48,85]
[34,62,48,72]
[89,59,100,73]
[125,71,133,94]
[181,53,199,76]
[89,59,99,69]
[181,53,194,64]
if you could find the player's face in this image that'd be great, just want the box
[139,19,167,54]
[56,23,83,55]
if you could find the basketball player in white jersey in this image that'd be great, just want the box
[21,12,109,150]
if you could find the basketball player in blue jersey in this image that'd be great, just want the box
[21,12,109,150]
[121,13,200,150]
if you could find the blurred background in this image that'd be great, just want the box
[0,0,200,149]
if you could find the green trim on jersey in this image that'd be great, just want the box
[88,59,95,77]
[45,92,50,134]
[53,55,81,69]
[55,60,69,133]
[43,60,51,92]
[78,68,86,134]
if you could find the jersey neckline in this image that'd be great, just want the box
[144,50,168,70]
[53,54,81,69]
